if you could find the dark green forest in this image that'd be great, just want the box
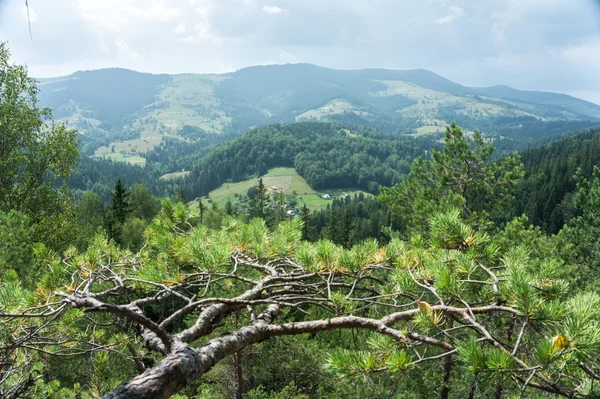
[184,123,437,197]
[509,127,600,233]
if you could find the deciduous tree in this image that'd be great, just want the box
[0,42,79,248]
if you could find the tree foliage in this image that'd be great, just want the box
[185,122,434,197]
[379,122,524,233]
[0,42,79,247]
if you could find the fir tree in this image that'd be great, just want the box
[107,178,130,244]
[300,204,316,242]
[250,178,269,219]
[198,197,205,223]
[111,178,130,224]
[177,186,186,204]
[340,207,353,248]
[225,198,235,216]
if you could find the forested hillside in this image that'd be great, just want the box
[36,64,600,169]
[184,122,437,198]
[510,127,600,232]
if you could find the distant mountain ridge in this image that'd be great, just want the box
[36,63,600,162]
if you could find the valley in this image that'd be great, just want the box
[4,9,600,394]
[37,64,600,167]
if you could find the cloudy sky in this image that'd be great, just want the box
[1,0,600,104]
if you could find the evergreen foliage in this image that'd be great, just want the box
[379,122,524,233]
[510,127,600,232]
[185,122,435,198]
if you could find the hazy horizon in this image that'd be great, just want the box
[2,0,600,104]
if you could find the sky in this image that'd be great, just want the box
[1,0,600,104]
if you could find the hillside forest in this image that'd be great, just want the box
[4,41,600,399]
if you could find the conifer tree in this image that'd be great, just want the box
[249,178,269,219]
[177,186,186,204]
[198,197,205,223]
[106,178,130,243]
[340,207,353,248]
[300,204,316,241]
[225,198,235,216]
[111,178,130,224]
[379,122,523,233]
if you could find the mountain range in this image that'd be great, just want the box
[37,63,600,162]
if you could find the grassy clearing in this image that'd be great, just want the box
[93,74,232,164]
[93,126,185,165]
[296,100,355,121]
[95,153,146,166]
[413,125,444,135]
[160,171,190,180]
[206,167,370,209]
[375,80,457,103]
[147,74,231,133]
[207,168,302,206]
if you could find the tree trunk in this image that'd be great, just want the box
[494,383,503,399]
[101,343,202,399]
[467,379,476,399]
[100,311,452,399]
[440,354,452,399]
[235,350,244,399]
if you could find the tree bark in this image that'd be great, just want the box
[440,354,452,399]
[100,312,444,399]
[235,349,244,399]
[467,379,476,399]
[494,383,503,399]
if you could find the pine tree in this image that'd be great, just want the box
[325,205,339,243]
[106,178,130,244]
[225,198,235,216]
[198,197,205,223]
[340,207,353,248]
[250,178,269,219]
[111,178,130,224]
[379,122,523,233]
[177,186,186,204]
[300,204,316,242]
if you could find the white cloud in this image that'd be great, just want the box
[126,1,181,23]
[23,4,38,23]
[279,50,297,63]
[561,37,600,64]
[115,38,139,58]
[263,5,288,15]
[174,22,186,34]
[436,6,464,24]
[491,22,506,46]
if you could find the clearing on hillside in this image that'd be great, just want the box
[160,171,191,180]
[204,167,370,210]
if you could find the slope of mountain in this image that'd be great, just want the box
[37,64,600,163]
[473,85,600,120]
[510,126,600,233]
[182,122,437,199]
